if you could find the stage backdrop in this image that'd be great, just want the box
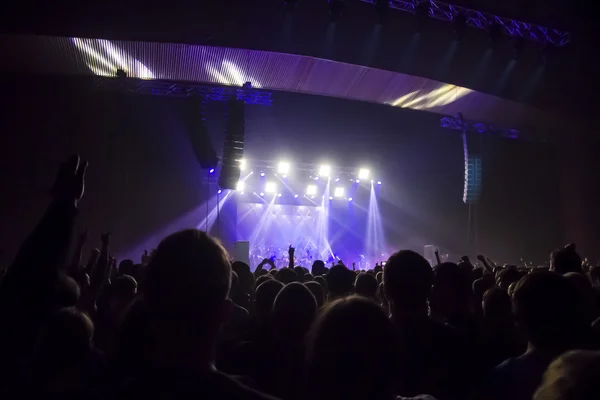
[0,74,562,265]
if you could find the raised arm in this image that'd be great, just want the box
[288,245,295,269]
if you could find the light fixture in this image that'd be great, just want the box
[294,194,299,198]
[358,168,370,180]
[265,182,277,193]
[334,187,345,198]
[277,193,282,198]
[306,184,317,195]
[239,159,246,171]
[329,196,333,200]
[236,181,245,191]
[348,197,353,202]
[355,179,360,183]
[260,172,266,177]
[260,192,265,197]
[278,161,290,174]
[377,181,382,185]
[209,168,215,174]
[319,165,331,177]
[217,189,222,194]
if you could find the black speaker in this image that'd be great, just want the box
[218,99,245,190]
[462,132,483,204]
[183,97,218,170]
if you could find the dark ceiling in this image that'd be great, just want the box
[0,0,596,122]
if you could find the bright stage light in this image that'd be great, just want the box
[277,193,282,198]
[358,168,370,180]
[217,189,222,194]
[278,161,290,174]
[334,187,345,198]
[239,159,246,171]
[348,197,353,202]
[260,172,265,177]
[329,196,333,200]
[319,165,331,177]
[236,181,245,191]
[355,179,360,183]
[260,192,265,197]
[265,182,277,193]
[335,177,340,182]
[294,194,299,198]
[306,184,317,195]
[209,168,215,174]
[377,181,382,185]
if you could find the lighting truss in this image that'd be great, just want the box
[360,0,570,46]
[440,114,521,139]
[94,77,273,105]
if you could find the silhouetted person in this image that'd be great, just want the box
[551,244,583,275]
[305,296,400,400]
[429,262,475,332]
[106,229,277,399]
[326,265,354,302]
[384,250,471,400]
[311,260,326,277]
[304,281,325,308]
[354,272,379,301]
[534,350,600,400]
[275,268,298,284]
[482,271,595,400]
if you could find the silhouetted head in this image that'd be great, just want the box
[119,259,135,276]
[430,262,473,322]
[305,281,325,308]
[513,271,583,350]
[294,267,307,282]
[551,244,583,275]
[482,287,511,320]
[255,274,273,288]
[306,296,397,400]
[497,267,523,290]
[354,272,378,300]
[534,350,600,400]
[232,261,254,297]
[144,229,231,344]
[564,272,596,324]
[54,274,81,309]
[271,282,317,341]
[383,250,432,314]
[314,276,328,294]
[376,271,383,284]
[255,279,284,318]
[327,265,355,300]
[311,260,326,277]
[276,268,298,284]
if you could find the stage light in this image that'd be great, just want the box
[348,197,353,202]
[319,165,331,177]
[358,168,370,179]
[260,172,265,177]
[217,189,222,194]
[277,193,282,198]
[334,187,345,197]
[283,175,288,179]
[315,176,319,181]
[294,194,299,198]
[278,161,290,174]
[355,179,360,183]
[335,177,340,182]
[239,159,246,171]
[329,196,333,200]
[306,184,317,195]
[265,182,277,193]
[209,168,215,174]
[377,181,382,185]
[236,181,245,191]
[260,192,265,197]
[311,195,315,199]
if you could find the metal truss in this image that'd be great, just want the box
[94,77,273,105]
[440,114,521,139]
[361,0,570,46]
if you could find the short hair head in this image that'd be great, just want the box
[383,250,432,310]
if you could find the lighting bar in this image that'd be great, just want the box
[319,165,331,177]
[360,0,570,46]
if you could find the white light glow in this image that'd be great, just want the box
[334,187,345,198]
[265,181,277,193]
[239,159,246,171]
[306,185,317,195]
[278,161,290,174]
[319,165,331,177]
[358,168,370,180]
[236,181,245,191]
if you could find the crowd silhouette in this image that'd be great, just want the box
[1,155,600,399]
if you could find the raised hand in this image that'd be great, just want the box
[51,154,88,204]
[141,249,152,265]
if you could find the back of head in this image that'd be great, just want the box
[144,229,231,336]
[314,276,328,294]
[306,296,397,400]
[111,275,138,298]
[354,272,378,300]
[513,271,583,350]
[482,287,511,319]
[304,281,325,308]
[534,350,600,400]
[255,274,273,288]
[55,274,81,309]
[327,265,355,298]
[271,282,317,340]
[119,259,135,276]
[551,244,583,275]
[232,261,254,294]
[311,260,326,276]
[376,271,383,284]
[255,279,284,317]
[383,250,432,312]
[294,266,306,282]
[276,268,298,284]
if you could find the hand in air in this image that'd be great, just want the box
[51,154,88,204]
[288,245,295,255]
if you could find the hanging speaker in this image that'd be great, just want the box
[218,99,245,190]
[462,132,483,204]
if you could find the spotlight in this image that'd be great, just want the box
[236,181,245,191]
[334,187,345,198]
[311,195,315,199]
[260,192,265,197]
[358,168,370,179]
[260,172,266,177]
[348,197,353,202]
[355,179,360,183]
[315,176,320,181]
[377,181,382,185]
[335,177,340,182]
[283,175,288,179]
[319,165,331,177]
[278,161,290,174]
[329,196,333,200]
[294,194,299,198]
[239,159,246,171]
[217,189,222,194]
[306,184,317,196]
[277,193,282,198]
[265,181,277,193]
[209,168,215,174]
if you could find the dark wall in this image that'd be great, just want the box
[0,74,563,265]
